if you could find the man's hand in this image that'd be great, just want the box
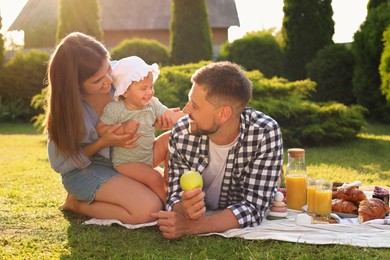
[151,210,193,240]
[181,188,206,220]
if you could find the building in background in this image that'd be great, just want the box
[8,0,239,53]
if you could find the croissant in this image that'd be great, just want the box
[332,199,358,214]
[332,186,367,204]
[358,198,389,223]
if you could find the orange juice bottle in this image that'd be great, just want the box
[286,148,307,210]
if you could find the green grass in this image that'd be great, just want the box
[1,122,390,259]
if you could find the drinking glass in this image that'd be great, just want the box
[315,179,333,221]
[306,177,316,216]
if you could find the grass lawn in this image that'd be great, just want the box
[1,122,390,259]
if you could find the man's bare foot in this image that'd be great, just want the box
[58,194,78,212]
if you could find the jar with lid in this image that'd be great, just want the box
[285,148,307,210]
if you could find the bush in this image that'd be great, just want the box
[247,73,367,147]
[380,25,390,103]
[306,44,355,105]
[110,38,170,66]
[0,50,49,121]
[155,62,366,147]
[154,61,210,109]
[218,31,283,78]
[0,96,29,122]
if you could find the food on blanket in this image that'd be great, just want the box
[358,198,389,223]
[180,171,203,191]
[332,186,367,204]
[332,199,358,214]
[267,191,288,220]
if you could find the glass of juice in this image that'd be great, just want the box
[315,179,333,221]
[306,177,316,216]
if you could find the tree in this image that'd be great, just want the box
[351,2,390,122]
[379,25,390,104]
[170,0,212,65]
[367,0,388,10]
[0,15,5,67]
[56,0,103,42]
[306,44,355,105]
[282,0,334,81]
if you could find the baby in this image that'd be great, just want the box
[97,56,185,203]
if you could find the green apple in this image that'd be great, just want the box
[180,171,203,191]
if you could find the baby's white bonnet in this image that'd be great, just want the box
[112,56,160,100]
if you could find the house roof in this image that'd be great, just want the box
[9,0,240,32]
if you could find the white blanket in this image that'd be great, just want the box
[83,210,390,248]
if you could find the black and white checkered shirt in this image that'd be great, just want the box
[166,108,283,228]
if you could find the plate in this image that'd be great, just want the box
[332,211,358,219]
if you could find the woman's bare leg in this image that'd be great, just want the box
[59,175,162,224]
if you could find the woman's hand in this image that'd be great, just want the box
[101,123,141,149]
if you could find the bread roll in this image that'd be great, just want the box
[358,198,389,223]
[332,199,358,214]
[332,186,367,204]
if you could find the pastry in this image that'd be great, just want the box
[332,186,367,204]
[331,199,358,214]
[358,198,390,223]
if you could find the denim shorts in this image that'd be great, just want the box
[61,155,120,203]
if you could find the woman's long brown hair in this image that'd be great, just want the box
[44,32,109,162]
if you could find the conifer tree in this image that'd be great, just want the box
[367,0,388,10]
[56,0,103,42]
[0,15,5,66]
[352,2,390,122]
[282,0,334,81]
[170,0,212,65]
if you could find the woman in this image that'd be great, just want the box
[45,32,168,224]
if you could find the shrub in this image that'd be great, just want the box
[218,31,283,78]
[110,38,170,66]
[247,74,367,147]
[155,62,366,147]
[0,50,49,121]
[0,96,29,122]
[380,25,390,103]
[306,44,355,105]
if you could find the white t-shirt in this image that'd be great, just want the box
[203,135,239,210]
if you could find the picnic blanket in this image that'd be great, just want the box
[83,209,390,248]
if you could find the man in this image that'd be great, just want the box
[152,61,283,239]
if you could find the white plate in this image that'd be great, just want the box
[332,211,358,219]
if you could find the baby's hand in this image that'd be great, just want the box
[122,120,139,135]
[170,110,186,123]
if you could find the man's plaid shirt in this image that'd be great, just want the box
[166,108,283,228]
